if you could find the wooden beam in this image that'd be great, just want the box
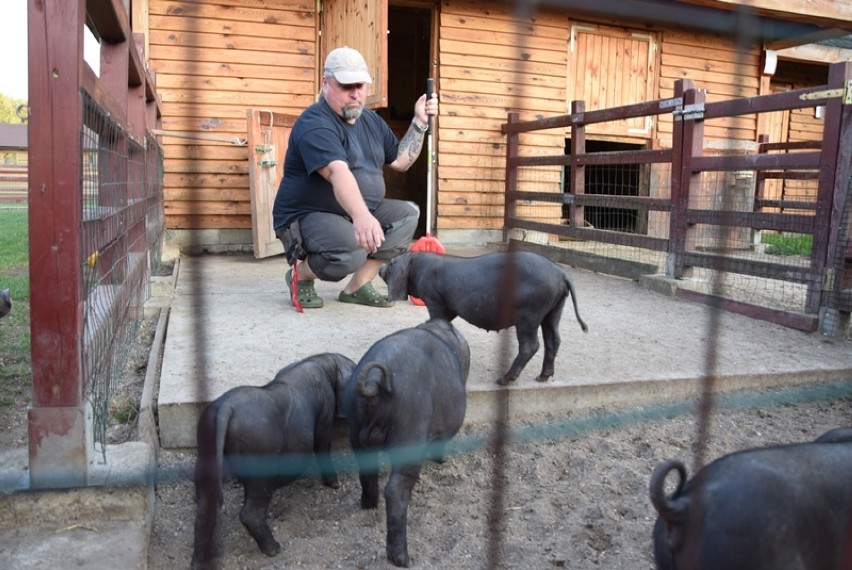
[776,42,852,65]
[675,0,852,29]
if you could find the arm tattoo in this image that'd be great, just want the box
[397,125,425,164]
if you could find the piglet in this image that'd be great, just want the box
[342,318,470,567]
[191,352,355,570]
[380,251,587,385]
[650,427,852,570]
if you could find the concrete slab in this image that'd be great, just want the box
[158,250,852,449]
[0,441,152,570]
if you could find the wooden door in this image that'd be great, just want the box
[567,23,658,137]
[246,109,296,259]
[321,0,388,109]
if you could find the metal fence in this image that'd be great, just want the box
[80,90,164,450]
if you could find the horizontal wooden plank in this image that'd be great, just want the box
[440,0,567,28]
[439,38,567,65]
[164,173,249,189]
[157,73,312,95]
[149,29,313,58]
[440,24,568,53]
[439,191,506,206]
[152,59,314,82]
[659,77,761,99]
[685,209,815,233]
[660,40,760,65]
[160,89,309,108]
[165,200,252,215]
[161,102,305,120]
[662,53,759,78]
[148,1,316,27]
[440,65,563,92]
[662,29,752,52]
[681,252,816,283]
[148,13,315,40]
[439,52,566,79]
[165,213,252,229]
[435,215,503,230]
[440,10,568,41]
[150,44,313,67]
[162,144,249,161]
[659,64,760,90]
[164,160,249,175]
[165,187,249,201]
[675,289,818,332]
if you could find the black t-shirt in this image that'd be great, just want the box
[272,98,399,232]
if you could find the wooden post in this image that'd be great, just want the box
[569,101,585,229]
[816,61,852,334]
[502,112,520,243]
[27,0,91,488]
[668,79,704,279]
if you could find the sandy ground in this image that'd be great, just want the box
[148,387,852,569]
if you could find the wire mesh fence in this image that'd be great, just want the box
[80,90,165,453]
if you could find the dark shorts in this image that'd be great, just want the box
[277,199,420,282]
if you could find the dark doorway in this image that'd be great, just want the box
[564,139,644,233]
[379,5,433,238]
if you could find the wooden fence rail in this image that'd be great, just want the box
[502,62,852,335]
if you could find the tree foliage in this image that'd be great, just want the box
[0,93,27,124]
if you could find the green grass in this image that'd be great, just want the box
[0,208,29,301]
[762,232,812,257]
[0,208,31,410]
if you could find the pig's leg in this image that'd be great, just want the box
[496,323,540,385]
[239,480,280,556]
[384,464,422,568]
[314,428,340,489]
[355,447,381,508]
[537,303,564,382]
[191,481,219,569]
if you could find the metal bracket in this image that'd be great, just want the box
[673,103,705,121]
[799,80,852,104]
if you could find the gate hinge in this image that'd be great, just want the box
[799,80,852,104]
[673,103,705,121]
[823,268,836,291]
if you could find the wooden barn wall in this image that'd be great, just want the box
[438,0,569,231]
[436,0,764,233]
[146,0,772,236]
[656,30,761,146]
[148,0,317,230]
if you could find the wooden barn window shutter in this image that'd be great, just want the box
[320,0,389,109]
[567,23,658,137]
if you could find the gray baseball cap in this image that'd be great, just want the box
[324,46,373,84]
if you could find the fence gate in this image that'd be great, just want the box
[503,61,852,336]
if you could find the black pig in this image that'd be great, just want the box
[0,288,10,318]
[191,352,355,570]
[342,318,470,567]
[380,251,587,385]
[650,427,852,570]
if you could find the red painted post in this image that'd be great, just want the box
[27,0,91,487]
